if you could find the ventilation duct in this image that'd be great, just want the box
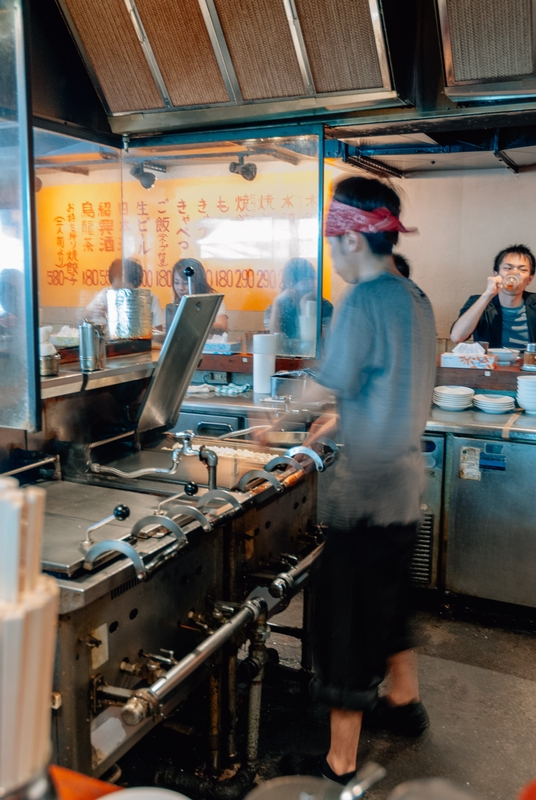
[437,0,536,101]
[55,0,403,133]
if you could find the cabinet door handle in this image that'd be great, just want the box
[197,422,234,435]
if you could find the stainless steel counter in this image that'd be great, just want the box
[426,406,536,442]
[40,352,158,398]
[41,357,536,442]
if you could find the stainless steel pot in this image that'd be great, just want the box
[106,288,152,340]
[39,353,61,377]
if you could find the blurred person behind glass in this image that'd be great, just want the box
[264,257,333,352]
[166,258,228,334]
[84,258,163,330]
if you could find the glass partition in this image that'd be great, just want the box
[122,132,325,356]
[0,0,40,429]
[32,129,326,356]
[33,129,121,330]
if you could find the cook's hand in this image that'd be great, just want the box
[484,275,502,298]
[249,427,270,446]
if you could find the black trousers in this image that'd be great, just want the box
[310,520,418,711]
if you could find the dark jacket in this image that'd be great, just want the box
[453,292,536,348]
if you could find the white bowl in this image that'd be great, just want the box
[488,348,520,364]
[434,385,474,395]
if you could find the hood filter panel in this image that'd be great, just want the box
[211,0,306,100]
[134,0,229,106]
[61,0,164,112]
[445,0,533,83]
[295,0,385,93]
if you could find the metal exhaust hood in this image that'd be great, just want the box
[54,0,405,134]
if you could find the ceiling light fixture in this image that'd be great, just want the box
[129,161,167,190]
[229,156,257,181]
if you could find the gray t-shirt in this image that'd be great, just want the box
[316,272,436,529]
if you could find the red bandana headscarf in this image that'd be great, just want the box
[325,198,417,237]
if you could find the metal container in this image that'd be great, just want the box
[270,369,315,400]
[79,321,106,372]
[39,353,60,377]
[106,288,152,340]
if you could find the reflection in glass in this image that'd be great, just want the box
[166,258,228,335]
[33,128,122,333]
[0,0,39,429]
[122,134,324,356]
[264,258,333,355]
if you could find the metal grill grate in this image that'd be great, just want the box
[213,0,305,99]
[446,0,533,82]
[61,0,164,112]
[134,0,229,106]
[295,0,384,92]
[410,513,434,586]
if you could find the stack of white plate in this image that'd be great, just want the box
[517,375,536,414]
[433,385,474,410]
[473,394,515,413]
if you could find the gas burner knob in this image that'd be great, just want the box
[113,504,130,521]
[184,481,199,497]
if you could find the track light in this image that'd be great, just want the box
[229,156,257,181]
[129,161,167,190]
[130,163,155,190]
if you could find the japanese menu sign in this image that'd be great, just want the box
[36,169,321,312]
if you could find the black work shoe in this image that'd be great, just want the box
[364,697,429,737]
[279,754,356,785]
[319,757,357,786]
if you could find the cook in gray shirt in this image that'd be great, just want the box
[316,271,436,529]
[293,176,436,785]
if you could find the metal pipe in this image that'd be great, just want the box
[209,670,221,774]
[246,615,269,766]
[90,450,181,480]
[269,543,325,598]
[121,598,265,726]
[199,445,218,490]
[1,456,57,477]
[226,647,238,760]
[217,426,271,441]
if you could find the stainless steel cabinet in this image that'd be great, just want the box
[445,436,536,607]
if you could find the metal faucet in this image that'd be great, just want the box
[176,431,218,490]
[273,395,293,418]
[173,430,197,456]
[90,431,196,481]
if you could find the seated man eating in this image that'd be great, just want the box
[451,244,536,349]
